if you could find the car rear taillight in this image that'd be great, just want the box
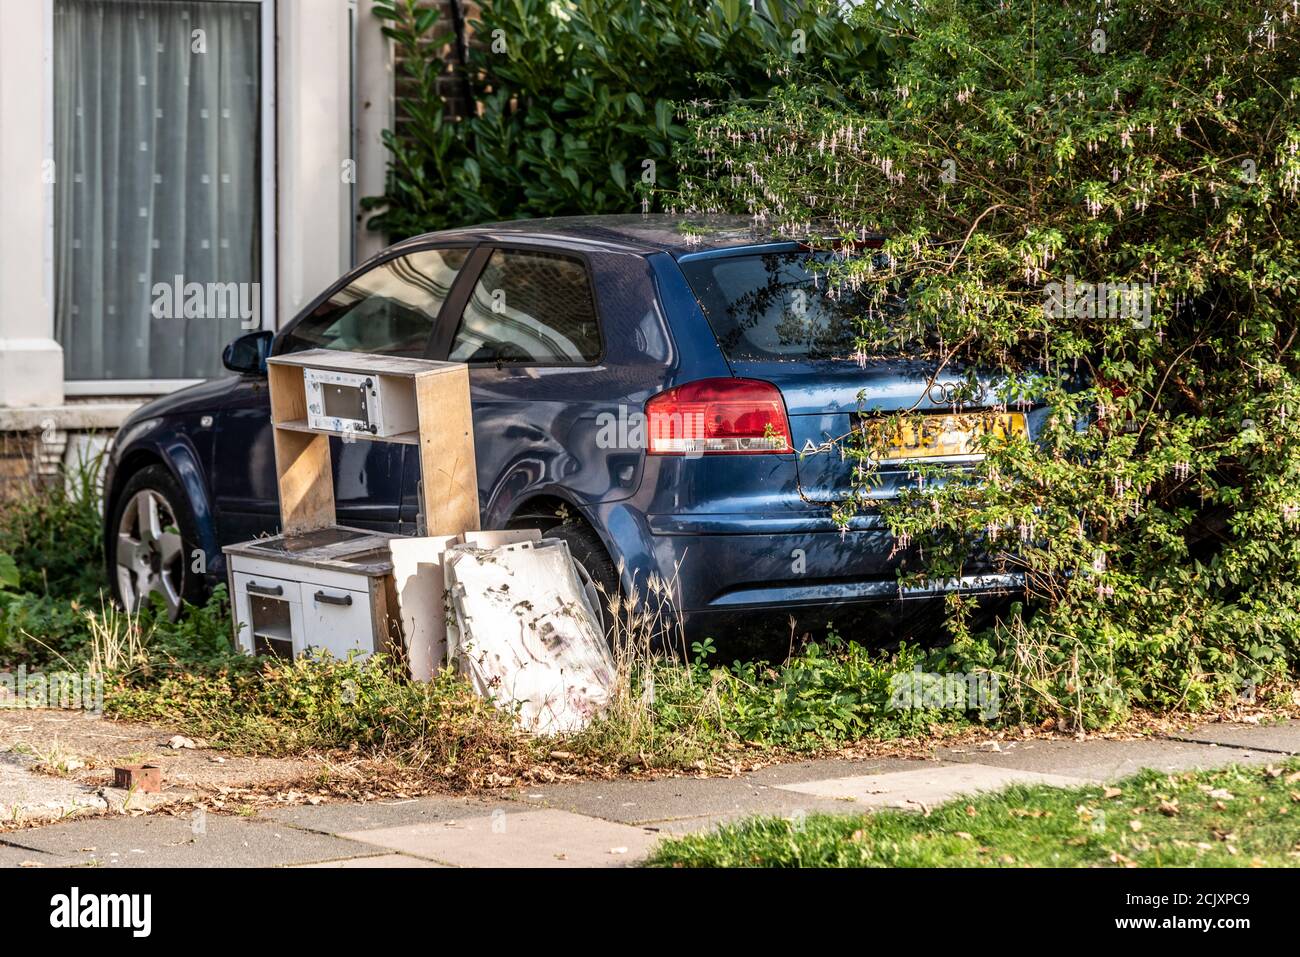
[645,378,793,455]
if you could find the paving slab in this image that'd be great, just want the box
[936,737,1274,782]
[0,752,107,824]
[746,756,945,786]
[2,813,377,868]
[261,793,504,833]
[293,853,444,868]
[339,807,659,867]
[775,763,1085,809]
[0,834,78,868]
[505,774,857,829]
[1167,720,1300,755]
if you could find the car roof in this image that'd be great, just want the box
[395,214,797,258]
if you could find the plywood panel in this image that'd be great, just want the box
[415,365,480,536]
[270,350,463,378]
[265,349,478,541]
[268,363,307,425]
[274,429,336,533]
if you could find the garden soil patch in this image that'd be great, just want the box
[0,709,317,820]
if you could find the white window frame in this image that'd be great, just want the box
[51,0,278,396]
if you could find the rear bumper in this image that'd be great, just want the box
[596,502,1023,635]
[700,570,1024,608]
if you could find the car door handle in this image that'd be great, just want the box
[313,590,353,606]
[247,582,283,597]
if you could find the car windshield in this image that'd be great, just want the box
[680,250,911,362]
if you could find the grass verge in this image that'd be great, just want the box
[646,760,1300,867]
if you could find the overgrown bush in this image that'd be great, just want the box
[103,633,966,771]
[0,462,103,601]
[676,0,1300,727]
[0,463,107,665]
[106,655,526,769]
[365,0,892,237]
[0,458,245,672]
[710,633,951,747]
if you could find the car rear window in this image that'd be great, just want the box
[680,251,906,361]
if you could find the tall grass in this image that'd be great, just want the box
[571,566,735,766]
[85,597,149,679]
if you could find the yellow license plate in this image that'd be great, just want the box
[857,412,1027,462]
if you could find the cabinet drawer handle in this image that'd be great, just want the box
[314,590,353,606]
[247,582,283,597]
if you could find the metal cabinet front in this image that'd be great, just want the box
[231,571,304,659]
[298,580,375,660]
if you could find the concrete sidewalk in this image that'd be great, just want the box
[1,720,1296,868]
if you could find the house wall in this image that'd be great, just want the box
[0,0,396,497]
[0,0,63,412]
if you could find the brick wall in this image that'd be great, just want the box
[0,432,42,502]
[394,0,482,121]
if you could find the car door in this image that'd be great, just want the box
[417,244,613,530]
[212,246,474,545]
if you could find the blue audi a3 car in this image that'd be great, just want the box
[104,215,1035,641]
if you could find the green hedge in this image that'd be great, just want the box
[674,0,1300,727]
[363,0,891,237]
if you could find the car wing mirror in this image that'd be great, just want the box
[222,330,273,376]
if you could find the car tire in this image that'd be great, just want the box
[108,465,207,620]
[544,520,620,637]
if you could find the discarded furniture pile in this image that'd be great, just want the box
[222,350,614,733]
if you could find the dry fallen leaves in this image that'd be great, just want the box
[1009,807,1047,818]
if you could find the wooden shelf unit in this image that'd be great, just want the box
[266,350,480,537]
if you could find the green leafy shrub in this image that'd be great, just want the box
[137,586,247,675]
[365,0,891,237]
[675,0,1300,727]
[712,634,955,748]
[0,593,95,667]
[0,461,104,601]
[594,631,972,755]
[0,552,18,594]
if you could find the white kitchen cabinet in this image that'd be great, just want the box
[225,529,401,663]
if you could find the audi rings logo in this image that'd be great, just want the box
[927,381,984,405]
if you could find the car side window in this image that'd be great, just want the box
[448,248,601,364]
[279,247,470,358]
